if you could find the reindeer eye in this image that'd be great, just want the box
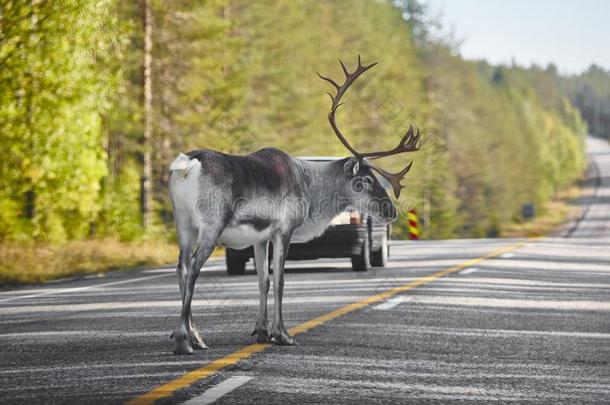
[351,176,374,193]
[363,176,374,188]
[351,177,364,192]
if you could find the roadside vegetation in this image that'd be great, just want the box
[1,0,606,284]
[500,186,584,238]
[0,240,177,285]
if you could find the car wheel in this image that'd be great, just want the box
[226,257,246,275]
[370,232,388,267]
[351,234,370,272]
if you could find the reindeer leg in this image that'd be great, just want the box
[252,241,270,343]
[188,315,208,350]
[270,231,296,346]
[174,248,208,350]
[172,248,187,338]
[173,233,216,355]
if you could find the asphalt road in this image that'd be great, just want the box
[1,136,609,404]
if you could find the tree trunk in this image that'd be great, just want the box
[141,0,153,229]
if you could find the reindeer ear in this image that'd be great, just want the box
[344,159,360,176]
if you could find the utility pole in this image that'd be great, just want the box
[141,0,153,230]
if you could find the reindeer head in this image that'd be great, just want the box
[318,56,421,222]
[341,156,397,222]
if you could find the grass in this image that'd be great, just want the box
[0,239,180,286]
[0,239,227,286]
[500,186,583,238]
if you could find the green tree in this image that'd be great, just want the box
[0,0,126,241]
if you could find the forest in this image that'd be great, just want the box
[0,0,606,282]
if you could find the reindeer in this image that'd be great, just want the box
[168,56,421,354]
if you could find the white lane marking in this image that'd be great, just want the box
[0,295,368,314]
[143,264,225,274]
[398,295,610,311]
[500,253,515,259]
[482,260,610,272]
[0,273,172,303]
[340,323,610,339]
[142,268,177,274]
[0,330,169,339]
[459,268,478,275]
[0,276,421,298]
[373,296,412,310]
[0,360,211,375]
[256,376,522,399]
[182,376,252,405]
[436,277,610,289]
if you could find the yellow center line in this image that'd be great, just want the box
[125,239,533,405]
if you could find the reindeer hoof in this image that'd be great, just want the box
[191,341,209,350]
[252,327,271,343]
[173,341,194,355]
[270,332,297,346]
[189,330,209,350]
[172,330,194,355]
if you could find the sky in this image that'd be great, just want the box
[425,0,610,74]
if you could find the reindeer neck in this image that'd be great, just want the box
[301,158,350,224]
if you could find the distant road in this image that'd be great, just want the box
[0,136,609,404]
[563,136,610,238]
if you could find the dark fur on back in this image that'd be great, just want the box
[187,148,312,202]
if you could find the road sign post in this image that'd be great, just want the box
[408,209,419,240]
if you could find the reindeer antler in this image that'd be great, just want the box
[317,55,421,198]
[360,125,421,159]
[368,162,414,202]
[317,55,377,157]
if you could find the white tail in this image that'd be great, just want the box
[169,153,197,177]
